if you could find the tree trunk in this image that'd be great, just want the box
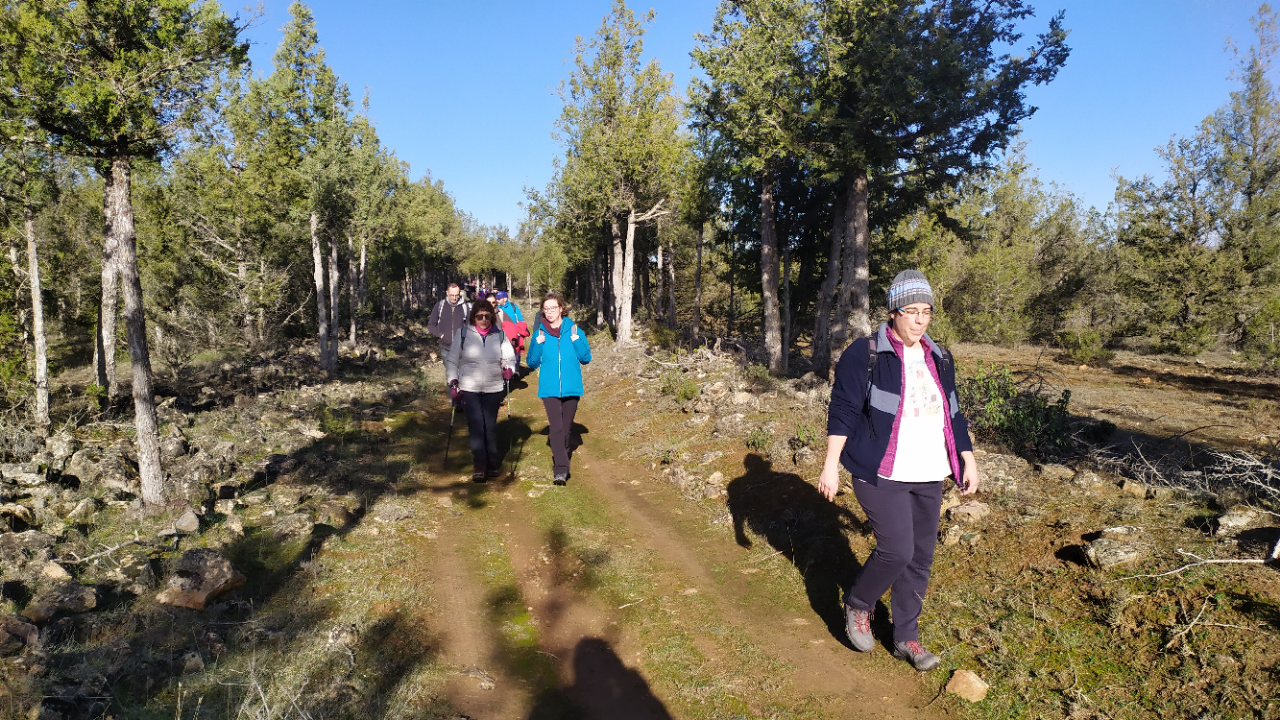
[310,211,335,375]
[96,167,120,400]
[831,168,872,366]
[655,242,664,321]
[616,210,638,348]
[667,239,677,329]
[106,156,164,507]
[380,249,387,322]
[760,177,784,376]
[610,217,624,328]
[348,234,357,344]
[782,241,791,377]
[812,181,848,379]
[238,258,254,349]
[329,227,341,350]
[693,223,703,340]
[23,199,49,434]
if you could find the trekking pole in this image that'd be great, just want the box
[443,399,458,469]
[504,377,512,420]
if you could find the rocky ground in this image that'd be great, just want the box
[0,323,1277,720]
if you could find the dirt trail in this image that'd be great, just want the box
[398,379,947,719]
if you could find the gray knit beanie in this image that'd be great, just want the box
[886,269,934,311]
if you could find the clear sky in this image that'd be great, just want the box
[238,0,1265,230]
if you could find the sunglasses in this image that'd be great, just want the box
[475,313,493,320]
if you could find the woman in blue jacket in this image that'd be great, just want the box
[525,291,592,485]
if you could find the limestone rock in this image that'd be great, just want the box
[702,381,728,399]
[713,413,748,437]
[1085,538,1151,568]
[273,512,315,538]
[64,498,98,522]
[159,436,188,461]
[0,615,38,655]
[1217,506,1259,536]
[318,502,354,527]
[947,669,989,702]
[942,525,962,547]
[1120,480,1148,499]
[948,501,991,522]
[939,487,963,516]
[686,415,710,427]
[96,451,141,497]
[22,580,97,623]
[44,434,79,462]
[1038,463,1075,481]
[40,562,70,581]
[731,391,754,406]
[156,549,246,610]
[1100,525,1147,540]
[63,448,103,485]
[0,504,33,526]
[1073,469,1103,486]
[0,463,43,488]
[374,504,413,523]
[272,486,308,508]
[706,471,725,487]
[175,509,201,533]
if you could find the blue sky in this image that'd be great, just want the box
[239,0,1264,230]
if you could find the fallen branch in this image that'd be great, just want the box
[1108,547,1277,583]
[60,538,140,565]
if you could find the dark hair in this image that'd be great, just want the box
[468,299,496,326]
[447,282,460,291]
[540,291,568,314]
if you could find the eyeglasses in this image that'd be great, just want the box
[897,308,933,318]
[543,305,561,313]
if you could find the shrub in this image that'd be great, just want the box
[1057,328,1114,366]
[957,362,1073,459]
[650,324,678,351]
[660,369,699,402]
[791,422,821,449]
[745,426,771,452]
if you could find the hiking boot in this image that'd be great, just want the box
[485,465,501,479]
[472,466,486,483]
[893,640,941,671]
[553,474,568,486]
[844,604,874,652]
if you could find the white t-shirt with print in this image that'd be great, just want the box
[886,342,952,483]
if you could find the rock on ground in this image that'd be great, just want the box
[948,501,991,522]
[22,581,97,624]
[1217,505,1260,536]
[0,615,38,655]
[1085,538,1151,569]
[156,549,246,610]
[947,669,989,702]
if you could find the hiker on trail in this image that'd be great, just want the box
[445,299,517,482]
[428,283,471,354]
[494,291,530,370]
[817,269,979,672]
[525,291,591,486]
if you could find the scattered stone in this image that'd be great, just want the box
[942,525,962,547]
[436,496,454,509]
[175,509,201,533]
[1085,538,1151,568]
[273,512,315,538]
[0,504,33,526]
[0,615,38,655]
[221,514,244,539]
[63,448,103,485]
[45,435,79,462]
[703,484,724,499]
[793,446,816,465]
[0,530,55,557]
[731,391,754,406]
[947,669,989,702]
[1072,469,1103,486]
[961,532,982,547]
[215,500,236,515]
[702,381,728,399]
[686,415,710,427]
[706,471,725,487]
[155,549,247,610]
[1120,480,1148,499]
[528,488,545,498]
[1217,506,1260,536]
[1038,463,1075,481]
[1148,486,1176,501]
[948,501,991,522]
[1100,525,1146,540]
[179,651,205,675]
[272,486,308,508]
[159,436,188,461]
[22,580,97,623]
[40,562,70,581]
[939,488,963,516]
[318,502,354,527]
[64,498,97,522]
[374,504,414,522]
[713,413,748,437]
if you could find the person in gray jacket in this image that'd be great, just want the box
[428,283,471,352]
[445,299,517,481]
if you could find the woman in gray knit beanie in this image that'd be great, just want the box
[817,269,979,671]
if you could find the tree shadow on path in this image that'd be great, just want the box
[726,453,870,646]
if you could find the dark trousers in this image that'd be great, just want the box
[541,396,580,476]
[844,478,944,643]
[460,390,504,469]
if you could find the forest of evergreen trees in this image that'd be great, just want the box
[2,0,1279,503]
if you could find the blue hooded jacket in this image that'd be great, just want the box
[501,299,525,324]
[526,315,592,398]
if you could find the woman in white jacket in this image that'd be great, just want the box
[445,300,517,481]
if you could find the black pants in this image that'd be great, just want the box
[460,390,504,470]
[541,396,580,476]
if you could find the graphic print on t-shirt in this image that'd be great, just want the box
[887,342,952,483]
[905,350,943,419]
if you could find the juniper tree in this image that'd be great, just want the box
[0,0,247,507]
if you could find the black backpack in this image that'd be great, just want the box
[861,335,951,439]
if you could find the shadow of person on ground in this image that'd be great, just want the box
[526,637,673,720]
[726,453,869,645]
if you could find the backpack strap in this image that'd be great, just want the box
[864,335,878,439]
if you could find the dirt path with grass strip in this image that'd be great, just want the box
[389,379,951,719]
